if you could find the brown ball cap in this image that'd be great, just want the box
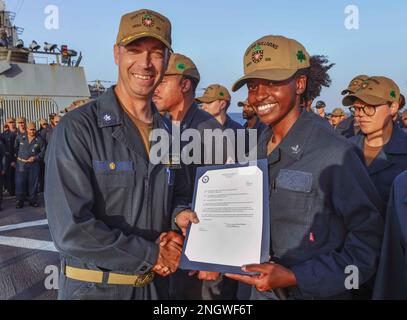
[196,84,231,103]
[116,9,172,50]
[165,53,200,82]
[342,76,400,107]
[331,108,345,117]
[232,35,310,92]
[341,75,369,96]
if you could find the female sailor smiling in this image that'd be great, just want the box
[225,35,384,300]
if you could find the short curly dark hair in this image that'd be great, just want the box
[296,55,335,105]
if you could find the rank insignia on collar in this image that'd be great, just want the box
[291,145,300,154]
[102,113,113,124]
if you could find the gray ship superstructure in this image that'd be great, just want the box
[0,0,90,127]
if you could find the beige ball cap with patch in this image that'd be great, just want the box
[165,53,200,82]
[341,75,370,96]
[116,9,172,50]
[232,35,311,92]
[196,84,231,103]
[342,76,400,107]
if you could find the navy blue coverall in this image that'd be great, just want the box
[45,87,190,300]
[1,130,17,195]
[373,170,407,299]
[14,134,45,204]
[255,110,384,300]
[350,125,407,206]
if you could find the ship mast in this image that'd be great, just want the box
[0,0,23,48]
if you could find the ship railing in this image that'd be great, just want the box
[0,96,58,131]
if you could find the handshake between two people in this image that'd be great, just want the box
[151,210,297,292]
[152,209,218,280]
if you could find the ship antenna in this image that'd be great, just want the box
[15,0,25,18]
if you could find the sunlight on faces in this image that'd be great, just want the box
[7,121,16,130]
[114,37,169,99]
[330,115,345,126]
[153,74,186,112]
[353,99,398,135]
[18,122,25,131]
[27,128,36,138]
[247,76,306,126]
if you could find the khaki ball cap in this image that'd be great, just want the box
[196,84,231,103]
[232,35,311,92]
[116,9,172,50]
[165,53,200,82]
[331,108,345,117]
[342,76,400,107]
[341,75,370,96]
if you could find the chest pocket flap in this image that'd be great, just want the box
[93,160,135,187]
[275,169,313,193]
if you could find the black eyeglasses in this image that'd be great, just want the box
[349,105,377,117]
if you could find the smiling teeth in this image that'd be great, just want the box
[258,103,277,111]
[132,74,153,80]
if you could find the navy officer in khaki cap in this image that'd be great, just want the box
[335,75,370,139]
[344,76,407,207]
[15,122,44,209]
[211,34,385,300]
[197,84,243,134]
[154,54,238,299]
[45,9,192,300]
[330,107,347,129]
[153,53,220,204]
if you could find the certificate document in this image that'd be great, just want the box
[180,161,270,273]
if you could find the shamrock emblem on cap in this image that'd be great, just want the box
[219,92,225,97]
[390,90,396,98]
[177,63,186,71]
[296,50,306,63]
[142,13,154,28]
[252,44,264,64]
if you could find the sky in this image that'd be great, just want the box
[6,0,407,113]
